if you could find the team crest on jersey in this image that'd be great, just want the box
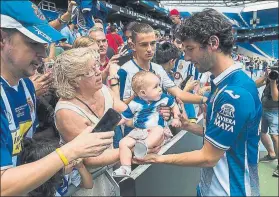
[27,97,34,113]
[219,104,235,118]
[32,3,46,20]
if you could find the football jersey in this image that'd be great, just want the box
[198,64,262,196]
[172,55,201,88]
[122,93,175,129]
[1,77,38,169]
[118,59,176,101]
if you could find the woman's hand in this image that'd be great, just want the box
[61,126,115,161]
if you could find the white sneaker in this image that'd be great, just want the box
[113,167,131,178]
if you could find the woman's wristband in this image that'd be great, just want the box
[56,148,69,166]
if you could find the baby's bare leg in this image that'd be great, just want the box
[119,137,136,166]
[145,126,164,149]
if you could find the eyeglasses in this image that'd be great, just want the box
[76,62,101,78]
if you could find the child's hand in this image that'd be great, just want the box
[73,158,85,169]
[171,118,182,128]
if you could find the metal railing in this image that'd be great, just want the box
[65,115,204,196]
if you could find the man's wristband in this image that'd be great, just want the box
[56,148,69,166]
[199,96,205,105]
[58,14,68,25]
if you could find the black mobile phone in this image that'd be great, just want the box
[93,108,122,132]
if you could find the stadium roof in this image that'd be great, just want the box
[160,0,278,8]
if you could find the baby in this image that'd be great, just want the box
[113,71,181,177]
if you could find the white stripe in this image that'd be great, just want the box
[238,13,250,27]
[209,153,230,196]
[210,85,227,121]
[244,141,252,196]
[205,135,230,150]
[20,79,36,138]
[1,84,16,131]
[251,44,271,59]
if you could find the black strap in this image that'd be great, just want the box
[75,96,99,118]
[111,34,120,48]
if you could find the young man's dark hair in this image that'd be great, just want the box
[156,42,181,65]
[131,22,154,42]
[123,21,137,34]
[110,25,117,33]
[177,8,234,55]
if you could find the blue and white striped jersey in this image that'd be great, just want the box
[198,64,262,196]
[118,59,176,101]
[122,93,175,129]
[0,77,38,169]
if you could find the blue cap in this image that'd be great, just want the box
[1,1,64,43]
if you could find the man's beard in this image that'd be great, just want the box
[198,52,215,73]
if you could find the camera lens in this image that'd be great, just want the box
[269,70,279,80]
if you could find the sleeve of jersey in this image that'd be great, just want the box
[121,106,134,120]
[204,87,254,151]
[118,68,129,101]
[0,113,13,170]
[165,94,176,108]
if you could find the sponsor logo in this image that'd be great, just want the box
[33,26,52,42]
[12,121,32,155]
[224,90,240,99]
[214,104,236,132]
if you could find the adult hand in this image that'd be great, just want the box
[158,105,171,121]
[30,72,53,97]
[67,0,77,13]
[103,54,120,75]
[198,86,211,96]
[62,126,114,161]
[185,78,198,92]
[73,158,85,169]
[133,154,160,165]
[118,45,129,56]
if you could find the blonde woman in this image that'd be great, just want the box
[72,36,99,50]
[53,48,127,195]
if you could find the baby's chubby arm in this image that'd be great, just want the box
[118,118,133,127]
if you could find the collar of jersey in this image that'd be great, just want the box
[212,63,242,86]
[0,76,20,89]
[131,59,153,72]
